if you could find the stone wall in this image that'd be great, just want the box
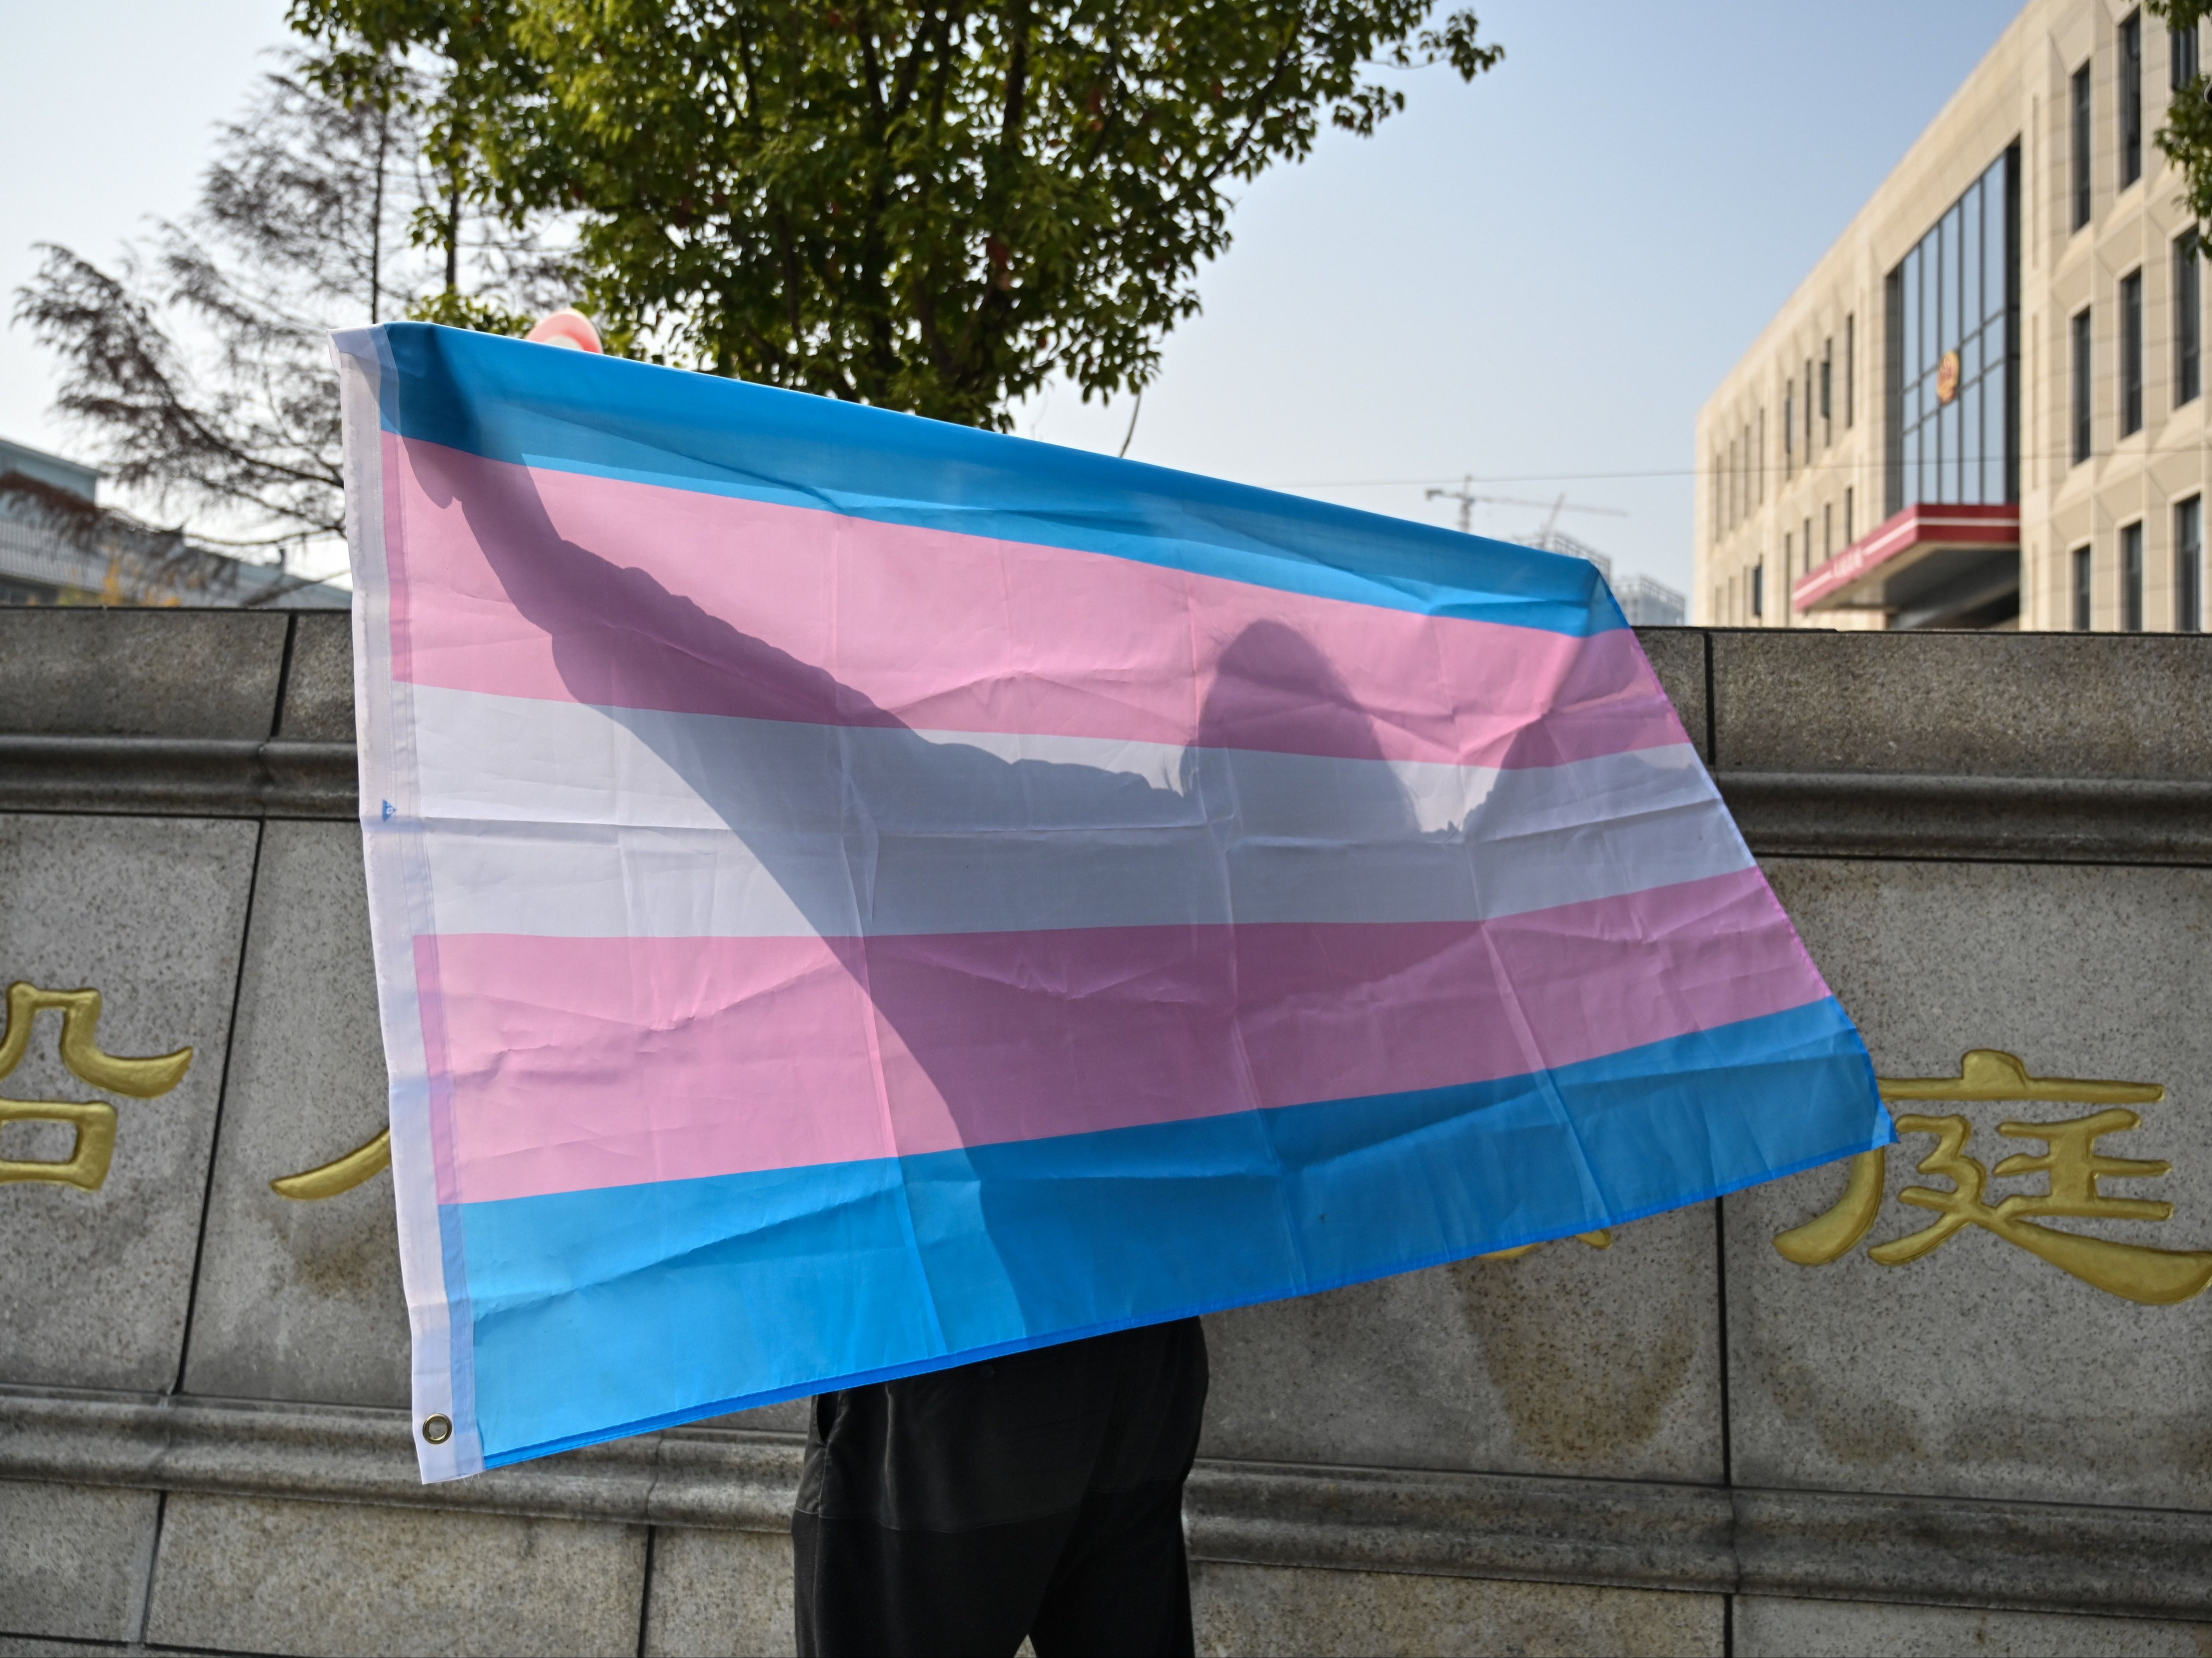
[3,613,2211,1657]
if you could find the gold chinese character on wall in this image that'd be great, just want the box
[270,1128,390,1200]
[0,982,193,1190]
[1479,1229,1613,1262]
[1776,1049,2212,1306]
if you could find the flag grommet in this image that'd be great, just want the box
[421,1414,452,1445]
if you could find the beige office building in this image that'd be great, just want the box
[1697,0,2209,631]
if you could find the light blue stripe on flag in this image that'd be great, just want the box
[457,997,1886,1467]
[369,323,1623,637]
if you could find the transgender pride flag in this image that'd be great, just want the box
[334,322,1889,1482]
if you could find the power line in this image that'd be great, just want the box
[1267,446,2175,492]
[1421,476,1627,536]
[1272,469,1685,488]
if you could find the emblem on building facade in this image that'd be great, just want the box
[1936,347,1962,404]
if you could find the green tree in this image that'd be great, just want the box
[293,0,1501,428]
[14,59,564,544]
[2155,3,2212,225]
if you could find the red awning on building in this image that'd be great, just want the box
[1793,502,2020,615]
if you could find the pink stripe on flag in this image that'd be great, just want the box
[421,867,1826,1206]
[381,434,1683,772]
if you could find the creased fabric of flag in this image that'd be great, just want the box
[333,322,1891,1482]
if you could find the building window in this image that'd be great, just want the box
[2177,21,2201,92]
[1803,357,1814,454]
[2122,521,2145,630]
[1820,342,1832,443]
[1823,501,1833,561]
[1784,380,1794,473]
[2073,60,2094,230]
[1845,314,1856,428]
[2121,268,2145,435]
[1885,147,2020,513]
[1751,562,1765,619]
[2178,229,2202,406]
[1845,486,1855,544]
[1784,531,1793,585]
[2073,544,2094,630]
[2073,307,2094,464]
[2177,495,2202,630]
[2122,11,2144,189]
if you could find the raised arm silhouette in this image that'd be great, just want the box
[412,440,1460,1165]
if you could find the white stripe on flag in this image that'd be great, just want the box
[407,685,1748,939]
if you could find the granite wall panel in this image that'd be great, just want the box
[1734,1594,2212,1657]
[0,814,258,1391]
[144,1492,647,1657]
[0,611,285,740]
[276,614,356,744]
[1733,858,2212,1510]
[1188,1562,1723,1658]
[631,1534,1737,1658]
[182,820,406,1407]
[4,620,2207,1653]
[0,1480,159,1645]
[1202,1202,1722,1482]
[1635,628,1709,759]
[1709,630,2212,779]
[643,1528,796,1658]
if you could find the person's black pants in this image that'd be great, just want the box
[792,1318,1208,1658]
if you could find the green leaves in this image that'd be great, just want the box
[292,0,1502,428]
[406,288,536,333]
[2152,3,2212,231]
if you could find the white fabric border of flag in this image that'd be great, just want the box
[335,330,479,1481]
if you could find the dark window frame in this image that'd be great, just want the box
[2122,520,2145,631]
[1884,147,2019,515]
[2073,306,2095,464]
[2073,60,2094,231]
[2073,544,2095,630]
[2179,229,2203,407]
[2178,495,2203,631]
[2122,10,2144,189]
[1845,314,1856,427]
[2121,267,2145,435]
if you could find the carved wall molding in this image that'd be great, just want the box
[1716,770,2212,864]
[5,1386,2207,1621]
[4,735,2210,867]
[0,735,356,819]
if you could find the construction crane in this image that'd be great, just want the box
[1423,476,1626,538]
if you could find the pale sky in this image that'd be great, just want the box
[0,0,2027,593]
